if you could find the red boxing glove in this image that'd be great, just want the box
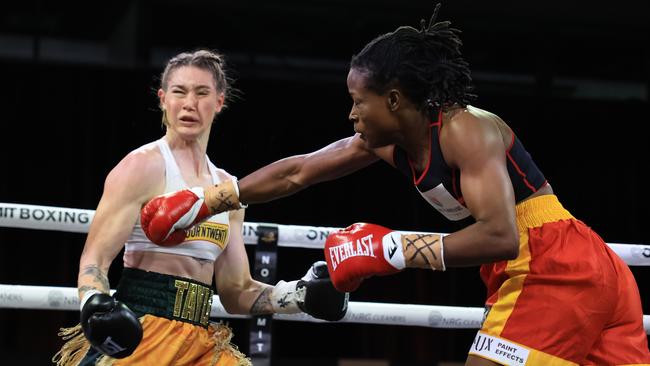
[324,223,405,292]
[140,187,211,246]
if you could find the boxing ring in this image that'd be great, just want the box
[1,202,649,362]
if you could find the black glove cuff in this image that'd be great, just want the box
[298,279,348,321]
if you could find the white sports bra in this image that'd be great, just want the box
[124,138,232,261]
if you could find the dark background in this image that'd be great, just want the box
[1,1,649,364]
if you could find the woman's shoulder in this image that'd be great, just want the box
[463,105,509,125]
[121,140,165,173]
[444,105,508,132]
[440,105,511,165]
[104,140,166,198]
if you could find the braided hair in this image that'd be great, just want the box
[350,4,475,116]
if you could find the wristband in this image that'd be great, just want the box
[382,232,406,270]
[270,280,304,314]
[79,289,102,311]
[402,232,445,271]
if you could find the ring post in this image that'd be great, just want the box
[249,225,278,366]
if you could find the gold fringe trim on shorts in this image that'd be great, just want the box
[52,320,251,366]
[209,322,251,366]
[51,323,117,366]
[52,324,90,366]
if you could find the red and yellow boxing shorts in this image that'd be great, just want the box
[472,194,650,365]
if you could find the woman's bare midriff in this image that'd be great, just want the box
[123,250,215,285]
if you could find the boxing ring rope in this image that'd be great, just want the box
[3,202,650,264]
[0,284,485,329]
[1,202,649,334]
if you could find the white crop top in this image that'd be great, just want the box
[124,138,233,261]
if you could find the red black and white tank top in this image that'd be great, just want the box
[393,109,547,223]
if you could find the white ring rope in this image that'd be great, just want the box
[0,284,484,329]
[1,202,649,334]
[2,202,650,265]
[0,284,648,334]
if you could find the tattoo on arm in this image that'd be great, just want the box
[250,287,273,315]
[77,285,102,299]
[80,264,110,292]
[78,285,99,293]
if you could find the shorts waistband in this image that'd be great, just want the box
[515,194,574,232]
[114,268,214,328]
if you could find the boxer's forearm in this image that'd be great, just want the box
[238,137,378,204]
[78,264,111,299]
[249,287,274,315]
[442,220,519,266]
[238,155,309,204]
[221,281,275,315]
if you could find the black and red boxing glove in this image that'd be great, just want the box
[140,187,210,246]
[324,223,406,292]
